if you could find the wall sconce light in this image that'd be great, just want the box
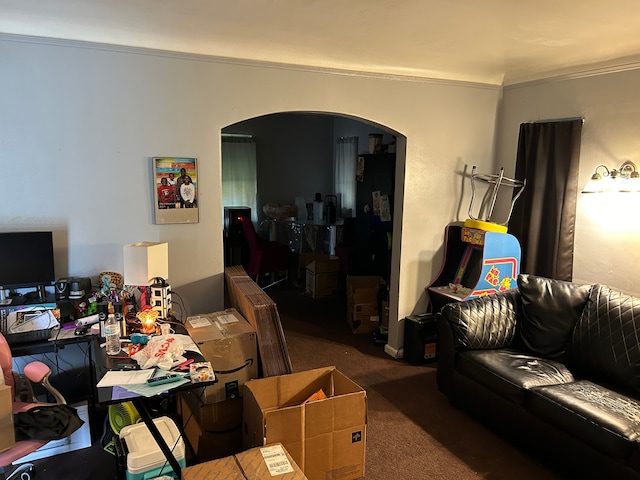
[582,160,640,193]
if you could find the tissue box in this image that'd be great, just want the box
[189,362,215,383]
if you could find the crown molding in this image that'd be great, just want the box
[0,33,500,91]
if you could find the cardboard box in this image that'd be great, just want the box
[224,267,293,377]
[182,443,307,480]
[296,253,332,283]
[346,276,386,334]
[0,385,15,453]
[185,308,258,403]
[305,256,340,298]
[179,390,243,432]
[178,394,243,462]
[243,366,367,480]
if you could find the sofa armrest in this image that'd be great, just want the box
[439,289,520,350]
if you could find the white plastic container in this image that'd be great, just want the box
[119,416,185,480]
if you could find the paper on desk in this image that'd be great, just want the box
[121,373,190,397]
[96,369,155,387]
[8,310,60,333]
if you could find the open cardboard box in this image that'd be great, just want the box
[243,366,367,480]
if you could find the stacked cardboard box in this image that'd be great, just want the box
[243,366,367,480]
[224,266,292,377]
[181,308,259,461]
[346,276,386,334]
[295,253,330,285]
[182,443,307,480]
[305,255,340,298]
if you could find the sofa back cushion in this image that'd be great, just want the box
[566,285,640,393]
[440,289,519,350]
[517,274,592,359]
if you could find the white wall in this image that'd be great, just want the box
[0,36,501,354]
[499,70,640,295]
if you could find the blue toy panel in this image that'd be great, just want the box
[467,231,520,298]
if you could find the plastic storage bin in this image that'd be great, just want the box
[403,313,438,365]
[119,416,185,480]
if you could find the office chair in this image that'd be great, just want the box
[0,332,67,480]
[239,217,290,289]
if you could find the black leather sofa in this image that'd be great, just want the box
[436,273,640,479]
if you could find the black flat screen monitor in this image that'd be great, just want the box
[0,232,56,295]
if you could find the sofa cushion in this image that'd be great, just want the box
[527,380,640,460]
[458,348,574,404]
[517,274,592,359]
[566,285,640,393]
[440,289,519,350]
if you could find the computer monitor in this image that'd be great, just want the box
[0,231,56,301]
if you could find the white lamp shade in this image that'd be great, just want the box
[123,242,169,286]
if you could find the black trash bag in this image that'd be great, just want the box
[14,404,84,441]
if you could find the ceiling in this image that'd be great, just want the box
[3,0,640,85]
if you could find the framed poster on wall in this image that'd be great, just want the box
[152,156,199,224]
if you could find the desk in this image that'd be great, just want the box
[268,219,343,254]
[92,338,215,479]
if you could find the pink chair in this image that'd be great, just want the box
[240,217,290,289]
[0,332,66,480]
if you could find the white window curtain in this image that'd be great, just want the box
[222,135,257,222]
[334,136,358,216]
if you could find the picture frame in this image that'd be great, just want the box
[152,157,199,224]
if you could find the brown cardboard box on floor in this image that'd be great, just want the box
[180,390,243,431]
[0,385,15,452]
[346,275,386,334]
[185,308,258,403]
[296,253,331,285]
[178,393,243,462]
[305,256,340,298]
[182,442,307,480]
[243,366,367,480]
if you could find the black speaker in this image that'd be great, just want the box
[68,277,92,300]
[224,206,251,241]
[55,278,71,300]
[403,313,438,365]
[224,206,251,266]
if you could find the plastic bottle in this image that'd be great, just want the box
[104,313,121,355]
[313,193,323,225]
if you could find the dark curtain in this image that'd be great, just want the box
[509,119,583,281]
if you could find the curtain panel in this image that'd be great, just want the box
[222,136,258,223]
[509,119,583,281]
[334,136,358,216]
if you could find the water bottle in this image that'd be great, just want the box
[104,314,121,355]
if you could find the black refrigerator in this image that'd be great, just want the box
[353,153,395,283]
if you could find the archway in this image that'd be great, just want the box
[222,111,406,356]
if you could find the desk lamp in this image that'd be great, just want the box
[123,242,172,330]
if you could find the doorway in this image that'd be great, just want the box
[221,111,404,339]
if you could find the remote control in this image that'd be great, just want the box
[146,374,182,386]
